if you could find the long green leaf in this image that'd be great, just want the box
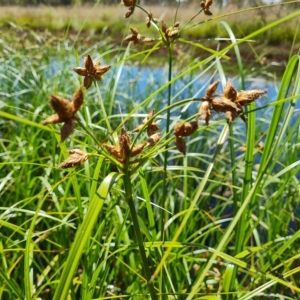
[53,172,122,300]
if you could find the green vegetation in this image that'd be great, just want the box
[1,1,300,299]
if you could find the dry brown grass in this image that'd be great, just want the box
[0,3,293,26]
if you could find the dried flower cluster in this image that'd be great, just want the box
[102,111,160,164]
[198,80,266,125]
[42,54,112,169]
[174,121,199,155]
[200,0,213,16]
[122,0,137,18]
[72,55,111,89]
[146,11,158,28]
[174,81,266,155]
[124,28,154,44]
[42,87,84,143]
[57,149,88,169]
[162,21,180,43]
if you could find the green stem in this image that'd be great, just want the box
[162,48,173,179]
[123,171,158,300]
[94,79,112,133]
[77,120,100,145]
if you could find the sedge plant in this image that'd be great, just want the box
[1,1,300,299]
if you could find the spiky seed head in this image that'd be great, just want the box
[148,133,160,146]
[143,109,155,124]
[60,118,75,143]
[57,149,88,169]
[119,127,131,160]
[211,97,239,113]
[199,100,212,125]
[225,110,237,124]
[223,81,237,101]
[72,67,88,76]
[132,124,144,133]
[124,6,135,18]
[49,95,74,120]
[175,136,186,155]
[147,123,159,137]
[131,142,147,157]
[103,144,122,161]
[84,55,94,74]
[94,65,111,76]
[84,76,93,89]
[206,0,213,7]
[122,0,136,7]
[72,87,84,114]
[162,21,167,34]
[143,38,155,43]
[204,9,213,16]
[130,27,139,35]
[236,90,266,106]
[42,114,61,125]
[174,121,198,137]
[205,80,220,99]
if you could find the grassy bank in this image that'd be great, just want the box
[1,1,300,299]
[0,3,299,63]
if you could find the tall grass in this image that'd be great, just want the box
[1,1,300,299]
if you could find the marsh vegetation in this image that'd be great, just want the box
[1,1,300,299]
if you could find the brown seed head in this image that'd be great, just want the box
[225,110,237,124]
[102,144,122,161]
[72,87,84,114]
[147,123,159,137]
[175,136,186,155]
[57,149,88,169]
[143,38,155,43]
[174,121,198,137]
[132,124,144,133]
[124,27,142,44]
[122,0,136,7]
[146,11,153,28]
[124,5,135,18]
[205,80,220,99]
[84,55,94,73]
[131,142,147,157]
[164,22,180,40]
[60,118,75,143]
[223,81,237,101]
[71,67,88,76]
[199,100,212,125]
[148,133,160,146]
[84,77,93,89]
[200,0,213,15]
[42,114,61,125]
[49,95,74,121]
[211,97,239,113]
[94,62,111,77]
[143,109,155,124]
[236,90,267,106]
[119,127,131,160]
[42,87,84,142]
[72,55,111,89]
[162,21,167,35]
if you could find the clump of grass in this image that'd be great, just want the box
[1,1,300,299]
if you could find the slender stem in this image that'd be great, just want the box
[162,48,173,211]
[77,120,100,145]
[123,171,158,300]
[94,79,112,133]
[160,46,173,299]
